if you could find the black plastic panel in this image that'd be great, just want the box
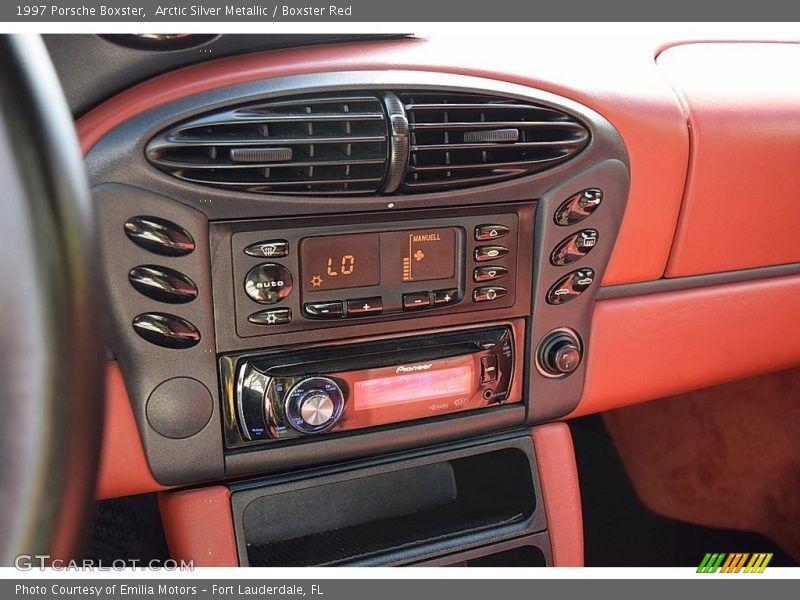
[93,183,224,486]
[87,71,629,485]
[212,205,528,343]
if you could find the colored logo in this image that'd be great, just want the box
[697,553,773,573]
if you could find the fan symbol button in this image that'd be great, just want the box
[414,250,425,262]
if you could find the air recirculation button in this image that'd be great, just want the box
[129,265,198,304]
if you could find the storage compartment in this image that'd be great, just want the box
[231,435,547,566]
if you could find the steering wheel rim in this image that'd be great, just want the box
[0,34,105,565]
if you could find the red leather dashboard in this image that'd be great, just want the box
[83,36,800,499]
[659,42,800,277]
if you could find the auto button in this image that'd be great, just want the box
[244,263,292,304]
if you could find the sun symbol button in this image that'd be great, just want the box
[310,275,323,288]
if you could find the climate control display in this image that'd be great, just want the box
[300,228,457,292]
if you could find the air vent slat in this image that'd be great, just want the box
[411,121,587,132]
[176,175,386,187]
[147,89,589,196]
[241,95,382,109]
[410,157,566,172]
[181,113,385,126]
[406,171,522,189]
[402,92,590,191]
[153,157,387,170]
[405,103,569,117]
[154,135,387,148]
[411,140,586,152]
[146,93,389,195]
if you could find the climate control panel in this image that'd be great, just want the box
[212,206,532,339]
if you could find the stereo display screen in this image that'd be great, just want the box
[353,365,473,410]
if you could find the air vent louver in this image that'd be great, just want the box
[402,93,590,192]
[146,94,390,195]
[147,90,590,196]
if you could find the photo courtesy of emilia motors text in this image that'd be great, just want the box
[1,1,800,598]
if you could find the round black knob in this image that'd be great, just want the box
[285,377,345,434]
[539,331,583,376]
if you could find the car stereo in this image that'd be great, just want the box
[220,321,524,447]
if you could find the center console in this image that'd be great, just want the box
[87,68,629,566]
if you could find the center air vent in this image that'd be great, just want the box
[146,89,590,196]
[146,94,390,195]
[402,93,590,192]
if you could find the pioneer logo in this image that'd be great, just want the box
[396,363,433,373]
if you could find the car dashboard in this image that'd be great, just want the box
[48,30,800,567]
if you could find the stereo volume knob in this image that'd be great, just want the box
[285,377,345,434]
[538,330,583,376]
[299,392,336,426]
